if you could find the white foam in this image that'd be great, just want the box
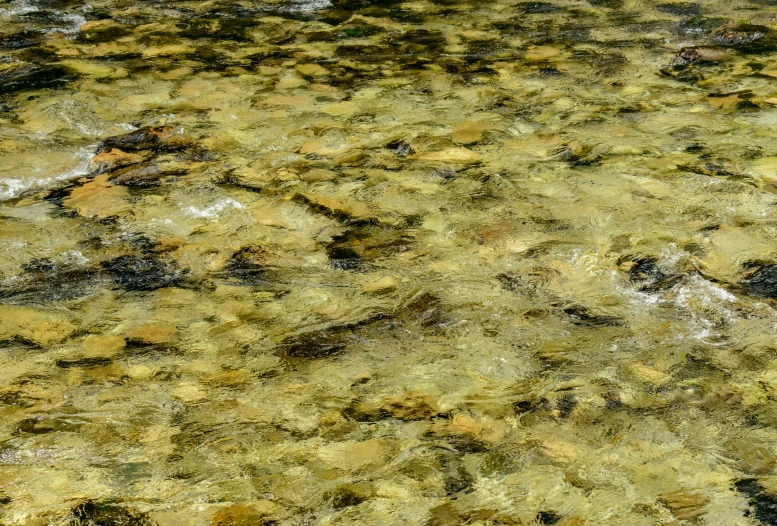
[0,147,92,201]
[0,0,37,20]
[184,198,245,219]
[279,0,333,12]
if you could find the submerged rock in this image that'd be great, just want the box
[0,61,76,94]
[657,2,704,15]
[618,255,683,292]
[678,15,727,34]
[108,163,185,187]
[70,500,155,526]
[740,262,777,301]
[676,45,732,64]
[0,30,44,50]
[100,255,186,291]
[519,2,563,14]
[734,479,777,525]
[88,148,149,175]
[711,23,772,49]
[277,327,352,359]
[0,259,101,303]
[327,246,361,269]
[219,246,265,285]
[97,126,186,154]
[659,491,708,521]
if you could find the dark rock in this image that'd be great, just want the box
[386,139,415,157]
[0,30,44,50]
[100,255,185,291]
[678,16,727,34]
[678,15,727,35]
[557,394,576,418]
[618,255,684,292]
[337,21,384,39]
[0,260,101,303]
[656,2,703,16]
[659,63,704,82]
[219,246,265,284]
[677,46,731,64]
[342,400,391,422]
[108,163,185,187]
[78,22,132,42]
[0,62,76,94]
[519,1,562,13]
[538,66,563,76]
[734,479,777,525]
[277,314,385,360]
[334,29,445,65]
[587,0,623,8]
[292,193,377,226]
[326,225,413,265]
[55,357,113,368]
[16,416,86,435]
[443,459,475,494]
[514,398,550,414]
[537,511,561,525]
[620,255,662,281]
[562,305,621,326]
[678,157,741,176]
[18,9,69,23]
[278,327,351,359]
[741,262,777,300]
[326,486,368,509]
[327,246,361,269]
[711,23,771,48]
[403,292,446,327]
[175,17,255,41]
[70,499,155,526]
[97,126,185,154]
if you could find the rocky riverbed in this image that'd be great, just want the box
[3,0,777,524]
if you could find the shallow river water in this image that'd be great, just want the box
[3,0,777,524]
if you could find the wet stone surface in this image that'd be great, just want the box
[3,0,777,524]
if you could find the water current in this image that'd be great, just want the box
[3,0,777,523]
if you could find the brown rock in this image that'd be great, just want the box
[97,126,178,154]
[204,369,249,388]
[0,305,76,346]
[452,122,497,145]
[427,502,460,526]
[126,323,178,345]
[677,46,732,64]
[711,23,769,47]
[333,149,365,167]
[212,505,268,526]
[83,334,126,358]
[659,491,708,521]
[301,169,338,182]
[724,437,776,475]
[381,391,440,421]
[63,174,129,217]
[88,147,148,174]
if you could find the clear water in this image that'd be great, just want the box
[3,0,777,524]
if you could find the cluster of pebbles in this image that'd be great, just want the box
[3,0,777,524]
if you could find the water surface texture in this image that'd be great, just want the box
[3,0,777,523]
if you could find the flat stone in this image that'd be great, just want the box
[362,275,397,293]
[83,334,126,358]
[0,305,76,346]
[88,147,148,174]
